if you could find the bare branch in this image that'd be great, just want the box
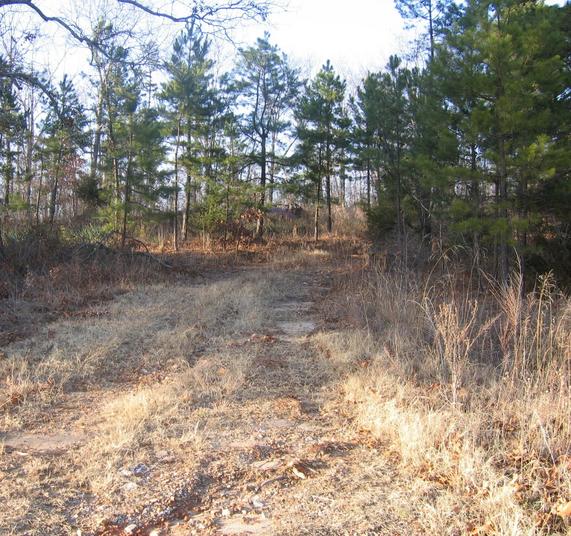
[0,65,56,104]
[117,0,271,24]
[0,0,275,52]
[0,0,100,49]
[116,0,198,23]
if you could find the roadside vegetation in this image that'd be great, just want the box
[319,238,571,534]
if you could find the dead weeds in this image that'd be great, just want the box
[322,264,571,535]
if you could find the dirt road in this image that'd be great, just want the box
[0,262,413,535]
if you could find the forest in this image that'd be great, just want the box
[0,0,568,282]
[1,1,571,535]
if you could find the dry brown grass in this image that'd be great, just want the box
[76,349,251,497]
[4,216,569,534]
[0,266,294,533]
[321,263,571,535]
[0,269,283,426]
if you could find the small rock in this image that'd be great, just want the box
[251,495,265,509]
[123,482,138,492]
[556,500,571,517]
[120,469,132,478]
[291,461,317,479]
[124,524,138,535]
[132,463,149,476]
[222,508,231,517]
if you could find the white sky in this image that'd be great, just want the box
[4,0,566,92]
[240,0,410,78]
[5,0,411,85]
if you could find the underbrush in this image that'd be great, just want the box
[320,263,571,535]
[0,226,181,346]
[0,226,172,295]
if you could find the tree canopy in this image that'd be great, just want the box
[0,0,569,282]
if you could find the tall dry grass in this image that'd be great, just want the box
[321,262,571,534]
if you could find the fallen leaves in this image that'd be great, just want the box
[251,459,284,473]
[1,377,55,410]
[467,521,494,535]
[253,355,285,370]
[226,333,278,349]
[249,333,278,344]
[272,396,303,418]
[290,460,320,480]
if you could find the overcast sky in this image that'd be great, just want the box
[8,0,411,84]
[240,0,411,78]
[6,0,567,89]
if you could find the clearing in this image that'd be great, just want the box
[0,248,413,535]
[2,241,570,536]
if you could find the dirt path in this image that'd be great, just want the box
[0,265,411,535]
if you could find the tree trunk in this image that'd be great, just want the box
[49,146,63,225]
[366,161,371,210]
[396,153,403,246]
[256,133,267,238]
[494,48,509,284]
[49,174,59,225]
[469,143,481,264]
[4,140,12,207]
[36,155,44,225]
[497,135,509,284]
[428,0,435,62]
[103,78,120,230]
[173,118,181,251]
[25,91,35,221]
[224,181,230,250]
[268,131,276,205]
[91,87,104,183]
[518,169,528,284]
[121,124,134,248]
[113,153,120,228]
[314,178,321,243]
[325,141,332,233]
[182,125,193,242]
[339,151,346,207]
[314,147,322,242]
[182,174,191,242]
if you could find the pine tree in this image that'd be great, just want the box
[0,55,25,209]
[405,65,457,241]
[351,74,382,210]
[296,60,347,236]
[394,0,450,61]
[162,23,218,243]
[437,0,570,281]
[41,75,88,224]
[229,33,299,237]
[369,56,411,243]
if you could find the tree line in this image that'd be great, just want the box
[0,0,569,282]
